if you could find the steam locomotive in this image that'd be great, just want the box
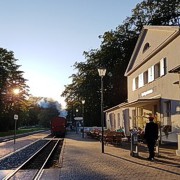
[51,117,67,137]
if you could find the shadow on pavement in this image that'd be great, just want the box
[105,152,180,176]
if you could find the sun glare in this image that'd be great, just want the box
[13,88,20,95]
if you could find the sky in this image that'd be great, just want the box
[0,0,142,109]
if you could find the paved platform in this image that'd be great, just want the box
[1,131,180,179]
[59,131,180,180]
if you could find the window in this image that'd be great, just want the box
[118,113,120,127]
[154,62,160,79]
[109,113,116,131]
[131,58,167,90]
[143,42,150,53]
[143,70,148,85]
[132,76,139,91]
[135,76,139,89]
[132,109,136,127]
[165,101,171,118]
[163,101,171,126]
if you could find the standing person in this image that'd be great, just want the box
[144,116,158,161]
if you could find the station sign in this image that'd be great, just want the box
[14,114,18,120]
[74,117,83,121]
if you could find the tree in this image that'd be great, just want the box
[0,48,29,131]
[62,0,180,126]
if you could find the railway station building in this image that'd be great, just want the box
[105,26,180,143]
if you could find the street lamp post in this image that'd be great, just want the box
[98,68,106,153]
[82,100,85,138]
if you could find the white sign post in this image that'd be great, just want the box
[14,114,18,144]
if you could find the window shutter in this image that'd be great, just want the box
[138,73,144,88]
[160,58,166,76]
[148,66,154,82]
[132,78,136,91]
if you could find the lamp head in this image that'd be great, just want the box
[98,68,106,77]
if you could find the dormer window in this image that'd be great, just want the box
[143,42,150,53]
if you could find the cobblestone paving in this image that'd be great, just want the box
[59,132,180,180]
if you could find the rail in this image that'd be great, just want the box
[3,137,60,180]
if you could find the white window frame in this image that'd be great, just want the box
[133,76,139,90]
[160,58,166,76]
[132,78,136,91]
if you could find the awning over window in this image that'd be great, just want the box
[104,98,160,113]
[169,65,180,73]
[104,105,120,113]
[119,98,160,108]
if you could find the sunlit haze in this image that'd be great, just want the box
[0,0,142,109]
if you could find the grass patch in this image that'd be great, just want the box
[0,127,48,137]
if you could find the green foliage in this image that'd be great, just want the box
[0,48,29,131]
[0,127,46,137]
[0,49,63,131]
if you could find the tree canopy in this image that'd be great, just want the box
[0,48,29,131]
[61,0,180,127]
[0,48,63,131]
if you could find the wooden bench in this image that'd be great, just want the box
[104,131,116,145]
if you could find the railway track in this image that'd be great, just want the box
[2,138,62,180]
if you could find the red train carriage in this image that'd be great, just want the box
[51,117,67,137]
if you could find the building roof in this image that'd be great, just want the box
[169,65,180,73]
[118,98,160,108]
[125,26,180,76]
[104,103,125,113]
[104,98,160,113]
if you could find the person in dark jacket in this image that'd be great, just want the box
[144,116,158,161]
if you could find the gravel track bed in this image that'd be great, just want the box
[0,139,49,170]
[22,140,57,169]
